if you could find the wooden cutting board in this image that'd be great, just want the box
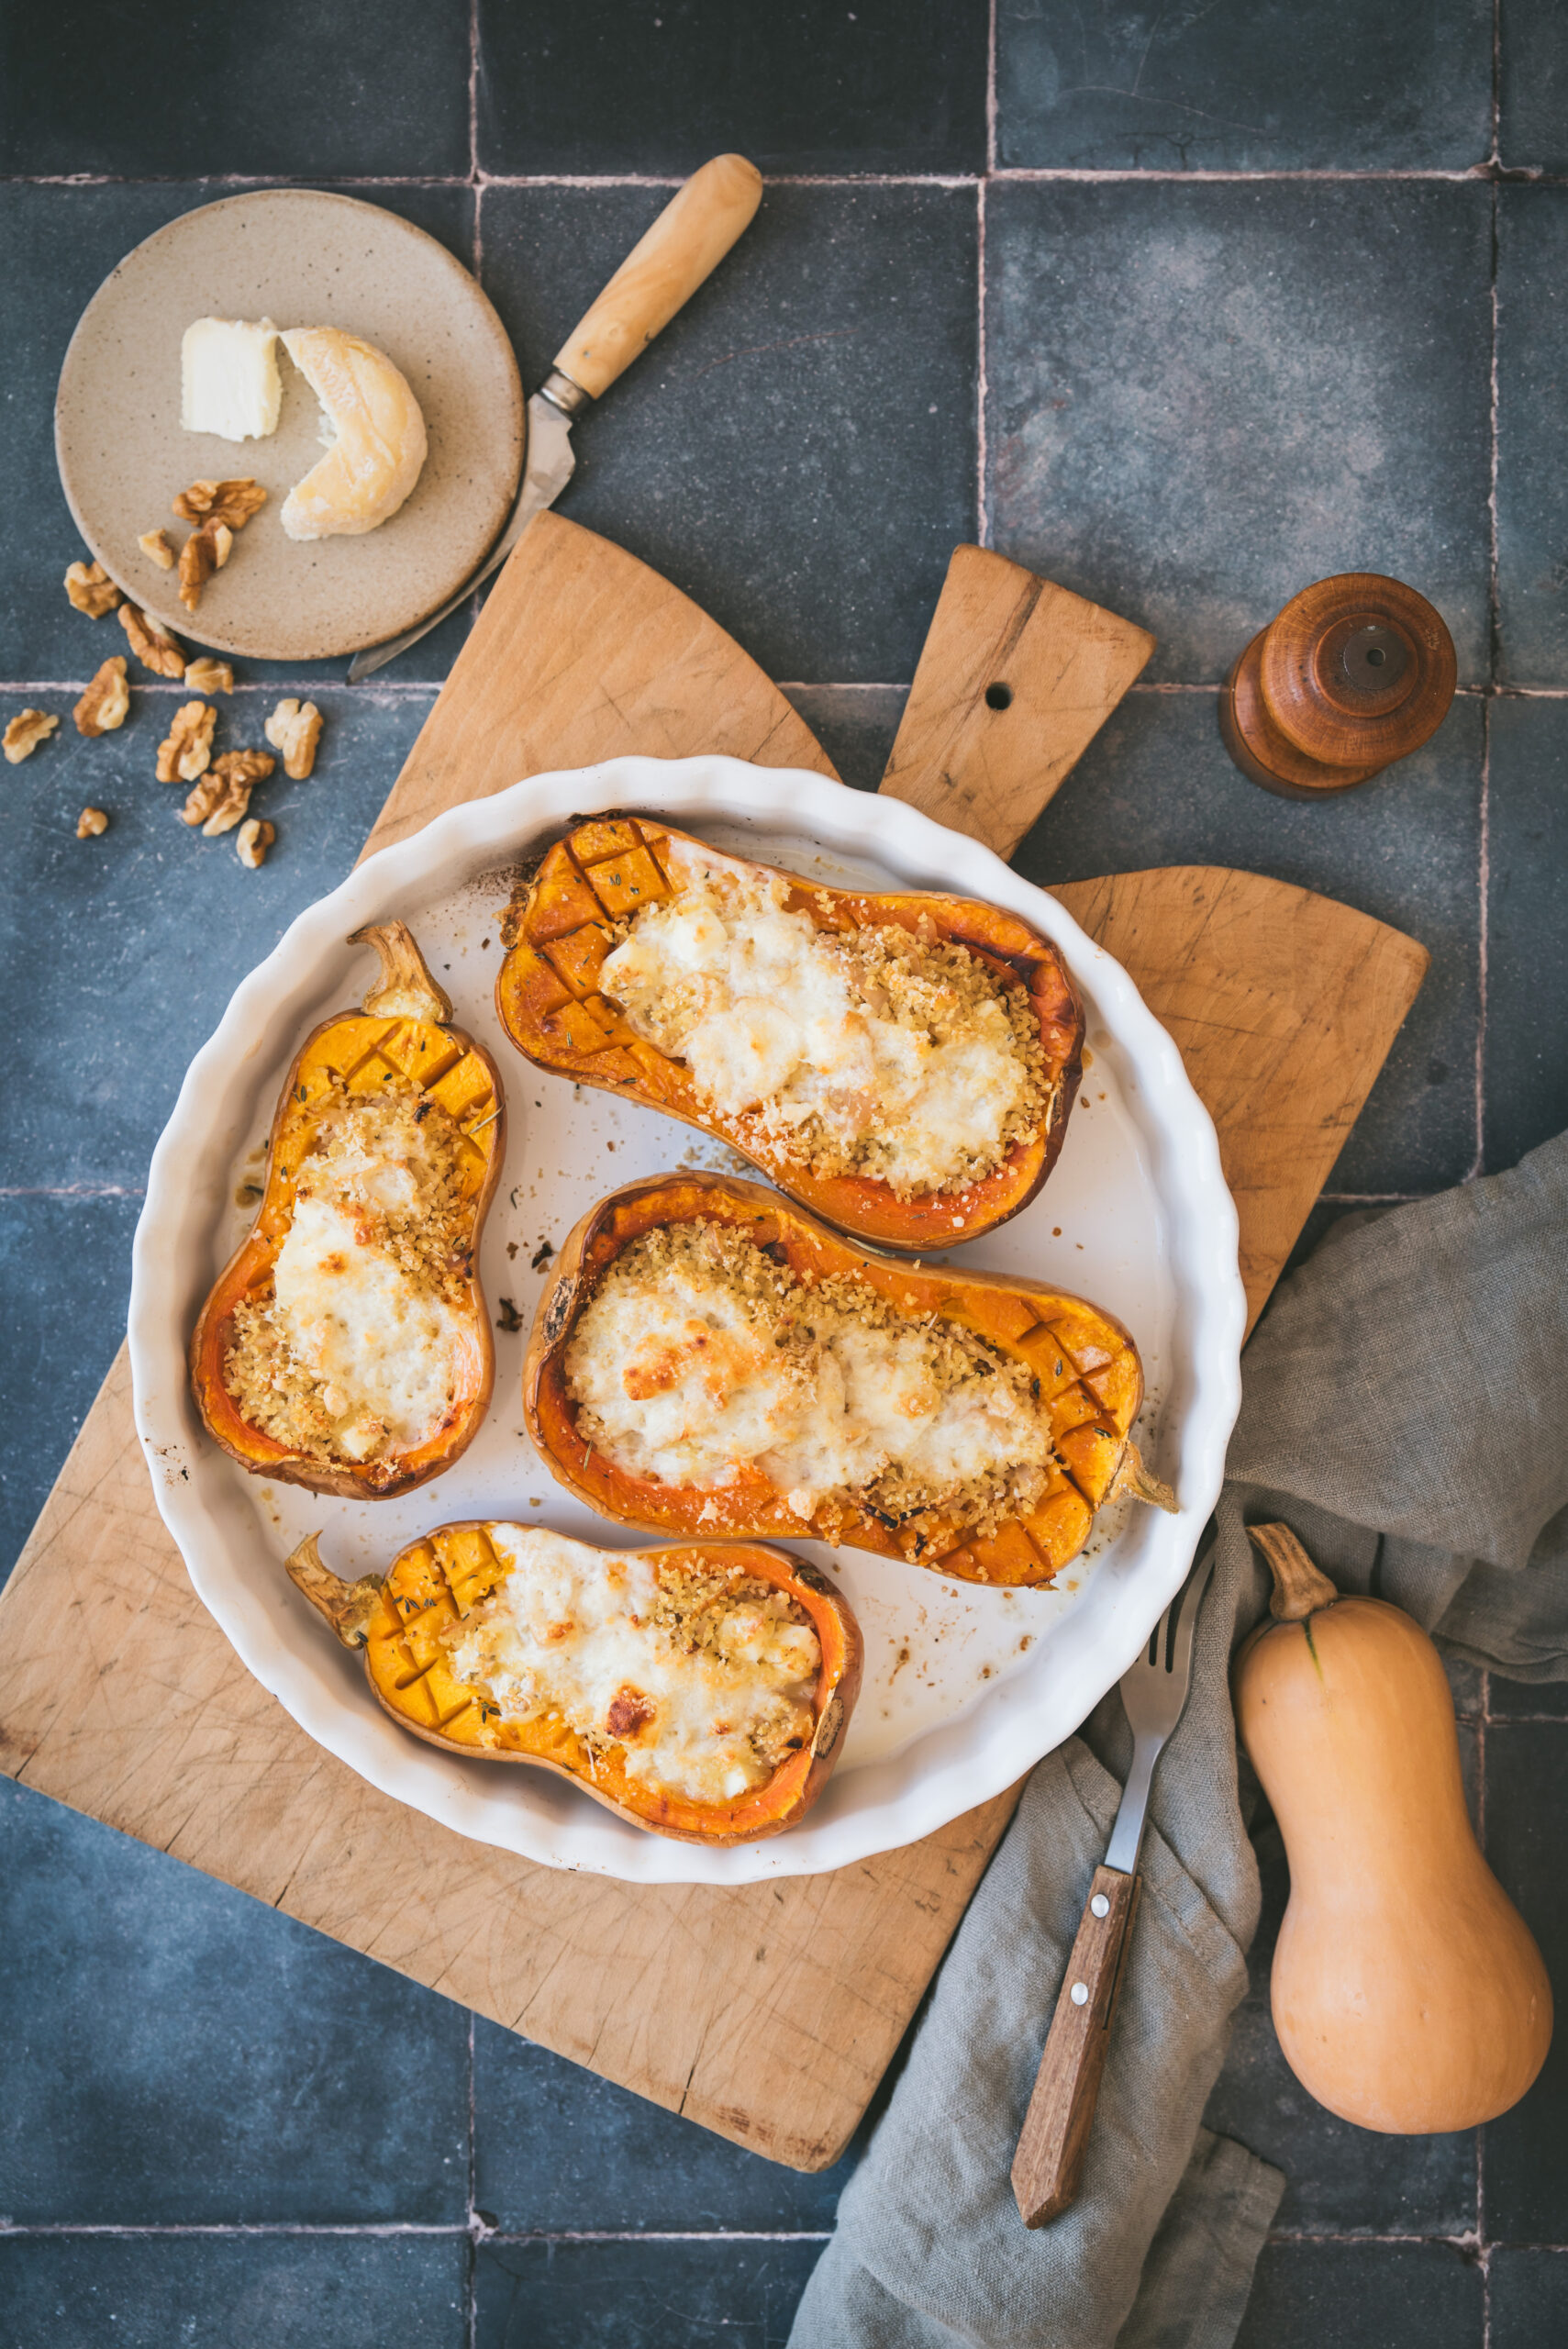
[0,516,1427,2171]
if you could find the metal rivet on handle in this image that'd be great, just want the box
[1091,1895,1110,1918]
[1071,1982,1089,2006]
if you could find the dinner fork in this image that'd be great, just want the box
[1011,1547,1216,2229]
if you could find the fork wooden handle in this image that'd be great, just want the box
[1011,1865,1140,2228]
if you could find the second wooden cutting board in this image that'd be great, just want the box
[0,513,1427,2169]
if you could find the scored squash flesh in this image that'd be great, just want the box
[190,922,504,1499]
[495,815,1084,1251]
[286,1521,862,1845]
[524,1172,1173,1589]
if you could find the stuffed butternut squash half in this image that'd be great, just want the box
[495,816,1084,1251]
[525,1174,1175,1588]
[191,923,504,1499]
[285,1520,862,1845]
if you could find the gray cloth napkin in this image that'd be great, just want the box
[791,1130,1568,2349]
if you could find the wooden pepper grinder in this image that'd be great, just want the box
[1219,573,1456,798]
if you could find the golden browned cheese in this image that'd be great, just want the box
[525,1172,1171,1589]
[190,924,504,1500]
[495,818,1084,1252]
[287,1522,863,1847]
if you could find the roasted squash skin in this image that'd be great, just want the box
[190,924,505,1500]
[524,1172,1170,1589]
[495,816,1084,1252]
[286,1522,863,1845]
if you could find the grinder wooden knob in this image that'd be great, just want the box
[1219,573,1456,798]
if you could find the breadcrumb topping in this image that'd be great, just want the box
[563,1219,1052,1552]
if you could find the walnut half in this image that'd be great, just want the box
[263,697,323,780]
[183,657,233,696]
[64,560,122,617]
[237,817,275,869]
[176,519,234,614]
[119,603,187,679]
[75,656,130,738]
[182,747,274,835]
[76,807,109,840]
[173,478,268,530]
[156,701,217,783]
[3,708,60,763]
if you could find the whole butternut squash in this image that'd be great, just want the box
[1235,1523,1552,2133]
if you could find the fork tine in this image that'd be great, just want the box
[1165,1552,1214,1680]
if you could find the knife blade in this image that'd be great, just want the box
[348,152,762,684]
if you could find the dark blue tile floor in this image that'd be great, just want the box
[4,4,1567,2343]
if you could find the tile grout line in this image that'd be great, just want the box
[976,174,990,549]
[6,168,1555,190]
[0,2222,834,2243]
[465,2008,478,2349]
[985,0,999,178]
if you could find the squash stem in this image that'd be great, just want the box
[350,920,453,1025]
[1248,1521,1340,1621]
[285,1531,384,1649]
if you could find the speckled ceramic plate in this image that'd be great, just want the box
[128,757,1245,1887]
[55,190,523,662]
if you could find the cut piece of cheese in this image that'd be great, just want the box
[444,1529,820,1806]
[279,327,428,541]
[181,317,282,442]
[272,1195,462,1459]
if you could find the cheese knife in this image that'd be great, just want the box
[1011,1546,1215,2229]
[349,152,763,683]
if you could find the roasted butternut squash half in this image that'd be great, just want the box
[525,1173,1174,1588]
[495,816,1084,1251]
[191,922,504,1499]
[286,1520,862,1845]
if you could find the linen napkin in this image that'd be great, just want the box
[790,1128,1568,2349]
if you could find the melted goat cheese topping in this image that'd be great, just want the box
[272,1193,462,1461]
[444,1529,820,1806]
[563,1255,1049,1520]
[598,845,1031,1195]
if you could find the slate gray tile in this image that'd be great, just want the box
[0,183,476,690]
[996,0,1493,171]
[1234,2240,1483,2349]
[1499,0,1568,173]
[0,1779,469,2224]
[1479,1721,1568,2242]
[0,686,432,1190]
[1489,1675,1568,1717]
[985,181,1493,685]
[473,2024,858,2232]
[477,0,989,174]
[474,2237,825,2349]
[478,183,977,685]
[1496,189,1568,687]
[0,2234,467,2349]
[1205,1823,1478,2235]
[780,685,907,791]
[1489,2247,1568,2346]
[0,1196,139,1586]
[0,0,471,177]
[1018,687,1483,1193]
[1484,696,1568,1169]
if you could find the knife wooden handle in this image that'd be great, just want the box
[1011,1865,1140,2229]
[554,153,762,401]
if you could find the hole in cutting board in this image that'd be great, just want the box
[985,682,1013,710]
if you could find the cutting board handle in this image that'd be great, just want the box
[554,153,763,402]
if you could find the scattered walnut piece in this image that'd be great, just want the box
[237,817,275,869]
[176,519,234,614]
[156,700,217,783]
[64,560,122,617]
[75,655,130,738]
[183,747,274,835]
[139,529,177,572]
[119,602,187,679]
[76,806,109,840]
[172,478,268,529]
[183,656,233,695]
[263,696,323,780]
[3,709,59,763]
